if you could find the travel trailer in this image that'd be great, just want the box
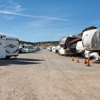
[0,35,19,59]
[76,41,85,54]
[58,47,68,55]
[82,29,100,60]
[0,35,6,59]
[56,45,61,53]
[59,36,79,48]
[6,37,19,58]
[47,46,52,52]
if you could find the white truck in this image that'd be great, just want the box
[0,35,19,59]
[20,44,34,53]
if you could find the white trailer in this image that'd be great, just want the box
[0,35,19,59]
[52,46,56,52]
[76,41,85,53]
[58,47,68,55]
[6,37,19,58]
[82,29,100,50]
[82,29,100,60]
[0,35,6,59]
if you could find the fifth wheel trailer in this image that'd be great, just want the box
[59,36,80,55]
[82,29,100,60]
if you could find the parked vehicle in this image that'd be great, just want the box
[52,46,56,52]
[58,47,68,55]
[76,41,85,53]
[82,29,100,51]
[82,29,100,60]
[56,45,61,53]
[59,35,80,55]
[47,46,52,52]
[0,35,19,59]
[20,44,34,53]
[0,35,7,59]
[6,37,19,58]
[68,39,85,56]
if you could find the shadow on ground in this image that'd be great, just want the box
[0,58,45,66]
[93,60,100,64]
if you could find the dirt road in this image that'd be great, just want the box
[0,49,100,100]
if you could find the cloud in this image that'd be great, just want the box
[0,0,71,21]
[0,0,26,20]
[7,0,26,12]
[0,10,71,21]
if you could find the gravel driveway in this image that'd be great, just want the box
[0,49,100,100]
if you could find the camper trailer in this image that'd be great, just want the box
[56,45,61,53]
[0,35,6,59]
[82,29,100,60]
[82,29,100,51]
[6,37,19,58]
[58,47,68,55]
[76,41,85,54]
[52,46,56,52]
[59,36,79,55]
[0,35,19,59]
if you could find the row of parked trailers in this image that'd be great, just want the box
[0,34,40,59]
[47,29,100,61]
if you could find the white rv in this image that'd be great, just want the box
[82,29,100,50]
[52,46,56,52]
[76,41,85,53]
[82,29,100,60]
[6,37,19,58]
[0,35,19,59]
[58,47,68,55]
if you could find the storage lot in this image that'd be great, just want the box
[0,49,100,100]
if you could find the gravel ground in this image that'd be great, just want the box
[0,49,100,100]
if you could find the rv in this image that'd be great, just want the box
[6,37,19,58]
[82,29,100,60]
[52,46,56,52]
[56,45,61,53]
[59,36,79,55]
[76,41,85,54]
[68,38,85,56]
[0,35,6,59]
[0,35,19,59]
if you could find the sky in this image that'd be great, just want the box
[0,0,100,42]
